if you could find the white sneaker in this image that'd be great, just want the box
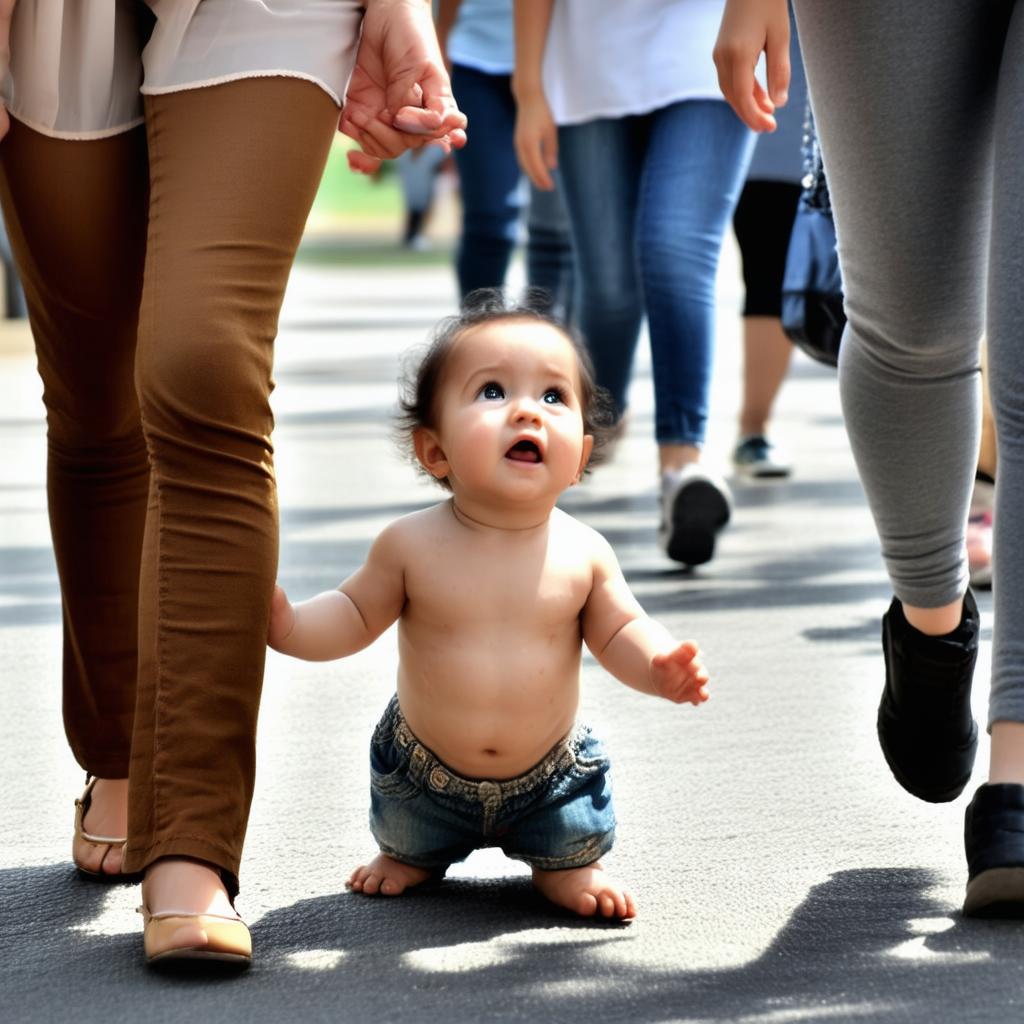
[658,464,732,566]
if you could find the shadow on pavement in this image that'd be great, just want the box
[3,865,1021,1023]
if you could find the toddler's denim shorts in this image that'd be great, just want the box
[368,695,616,872]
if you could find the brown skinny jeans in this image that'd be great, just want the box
[0,78,338,894]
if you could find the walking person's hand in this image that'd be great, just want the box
[713,0,791,133]
[341,0,467,174]
[513,90,558,191]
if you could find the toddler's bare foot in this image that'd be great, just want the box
[347,853,432,896]
[532,862,637,920]
[74,777,129,875]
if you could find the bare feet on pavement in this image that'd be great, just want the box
[74,777,129,875]
[348,853,433,895]
[532,862,636,920]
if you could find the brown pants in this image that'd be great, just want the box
[0,78,338,893]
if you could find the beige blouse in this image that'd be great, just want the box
[2,0,363,140]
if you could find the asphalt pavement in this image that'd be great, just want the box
[0,242,1018,1024]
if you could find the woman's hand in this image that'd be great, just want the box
[513,88,557,191]
[340,0,467,174]
[713,0,791,133]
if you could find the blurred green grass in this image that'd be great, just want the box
[311,138,402,222]
[301,138,454,266]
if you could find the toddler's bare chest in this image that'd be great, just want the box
[406,549,591,631]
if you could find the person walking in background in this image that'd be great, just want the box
[0,0,464,968]
[716,0,1024,914]
[396,145,448,249]
[436,0,574,320]
[514,0,754,568]
[730,7,806,480]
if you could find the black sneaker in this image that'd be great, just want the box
[877,590,979,803]
[964,783,1024,916]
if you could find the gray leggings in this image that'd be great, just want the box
[792,0,1024,725]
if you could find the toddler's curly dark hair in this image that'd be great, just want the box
[396,290,616,490]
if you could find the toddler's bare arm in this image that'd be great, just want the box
[581,531,709,705]
[269,522,407,661]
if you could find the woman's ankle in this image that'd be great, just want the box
[989,722,1024,785]
[143,857,237,916]
[80,777,129,830]
[658,443,701,474]
[902,598,964,637]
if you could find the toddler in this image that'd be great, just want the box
[268,297,710,919]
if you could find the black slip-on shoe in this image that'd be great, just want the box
[964,783,1024,916]
[877,590,979,803]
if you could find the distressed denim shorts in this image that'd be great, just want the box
[368,695,616,872]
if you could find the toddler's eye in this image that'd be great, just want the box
[542,388,565,405]
[479,382,504,400]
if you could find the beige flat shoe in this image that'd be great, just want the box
[73,775,139,882]
[138,905,253,967]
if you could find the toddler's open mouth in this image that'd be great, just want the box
[506,439,542,463]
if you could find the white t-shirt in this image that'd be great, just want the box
[3,0,362,140]
[542,0,726,126]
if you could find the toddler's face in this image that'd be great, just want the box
[421,320,593,502]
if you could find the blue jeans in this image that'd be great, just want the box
[368,696,616,871]
[451,63,574,320]
[557,100,754,444]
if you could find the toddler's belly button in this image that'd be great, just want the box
[483,748,498,756]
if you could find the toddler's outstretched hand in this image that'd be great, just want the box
[650,641,710,706]
[268,584,296,651]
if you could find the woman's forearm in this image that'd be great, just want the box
[512,0,554,102]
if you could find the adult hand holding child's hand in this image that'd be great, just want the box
[340,0,467,174]
[650,641,710,706]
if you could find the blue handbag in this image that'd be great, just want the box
[781,108,846,367]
